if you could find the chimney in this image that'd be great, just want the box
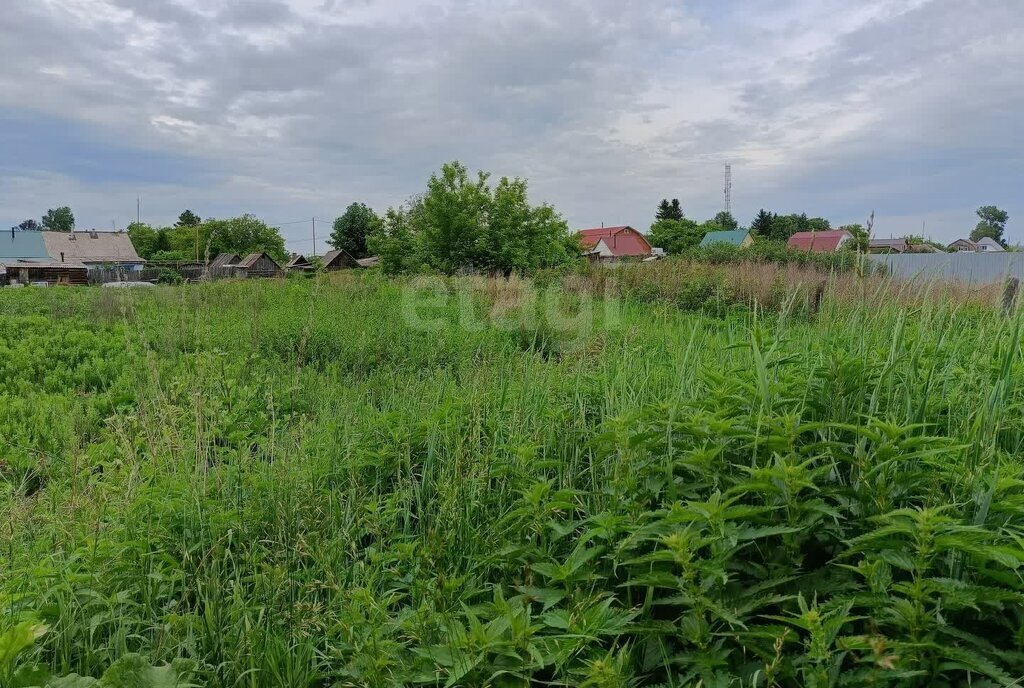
[60,252,65,263]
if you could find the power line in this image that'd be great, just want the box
[267,219,314,227]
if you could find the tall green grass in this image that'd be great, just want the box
[2,273,1023,687]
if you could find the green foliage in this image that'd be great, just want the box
[330,203,381,258]
[126,223,159,260]
[2,278,1024,686]
[971,205,1010,246]
[656,199,684,221]
[156,269,183,285]
[906,235,949,252]
[175,210,201,228]
[368,205,423,275]
[751,209,776,238]
[18,219,40,231]
[680,239,864,272]
[648,218,704,254]
[711,210,738,231]
[139,215,287,263]
[41,207,75,232]
[752,212,831,242]
[387,161,574,275]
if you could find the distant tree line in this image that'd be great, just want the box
[648,199,1012,254]
[128,211,287,263]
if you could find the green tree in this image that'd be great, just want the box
[127,222,159,259]
[329,203,381,258]
[769,213,831,242]
[419,162,491,273]
[648,218,704,254]
[177,210,202,227]
[656,199,684,222]
[17,219,40,231]
[750,210,776,238]
[413,161,573,275]
[161,215,286,262]
[41,206,75,232]
[842,223,869,252]
[711,211,738,231]
[970,205,1009,246]
[369,204,422,275]
[476,177,572,274]
[202,215,288,263]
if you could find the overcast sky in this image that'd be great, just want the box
[1,0,1021,250]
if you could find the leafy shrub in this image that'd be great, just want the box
[156,269,183,285]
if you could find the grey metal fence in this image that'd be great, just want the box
[867,253,1024,285]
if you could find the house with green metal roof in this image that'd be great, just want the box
[0,230,50,262]
[700,229,754,249]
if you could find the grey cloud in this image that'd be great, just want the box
[0,0,1021,244]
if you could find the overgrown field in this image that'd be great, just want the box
[2,272,1024,687]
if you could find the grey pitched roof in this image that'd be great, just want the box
[0,231,50,261]
[321,249,357,268]
[285,254,312,269]
[238,252,281,269]
[210,253,241,270]
[42,231,144,263]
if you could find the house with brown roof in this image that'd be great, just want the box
[321,249,359,271]
[787,230,854,253]
[42,230,145,271]
[577,226,653,262]
[869,238,911,254]
[233,252,282,278]
[285,254,314,271]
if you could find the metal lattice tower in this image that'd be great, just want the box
[724,163,733,215]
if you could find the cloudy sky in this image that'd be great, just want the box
[1,0,1021,250]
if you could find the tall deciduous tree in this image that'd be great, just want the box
[970,205,1009,246]
[378,161,574,275]
[127,222,159,259]
[369,203,423,275]
[656,199,684,222]
[41,206,75,232]
[648,218,704,254]
[17,219,40,231]
[329,203,381,258]
[419,162,492,273]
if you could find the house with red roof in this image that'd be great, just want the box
[787,229,854,253]
[577,226,653,262]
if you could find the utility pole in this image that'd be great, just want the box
[136,197,141,225]
[724,163,733,215]
[312,217,317,257]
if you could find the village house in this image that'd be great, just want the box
[42,230,146,271]
[700,229,754,249]
[578,226,654,263]
[285,254,314,271]
[787,229,854,253]
[1,229,89,286]
[869,238,911,254]
[949,238,1005,253]
[320,249,359,271]
[230,252,282,278]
